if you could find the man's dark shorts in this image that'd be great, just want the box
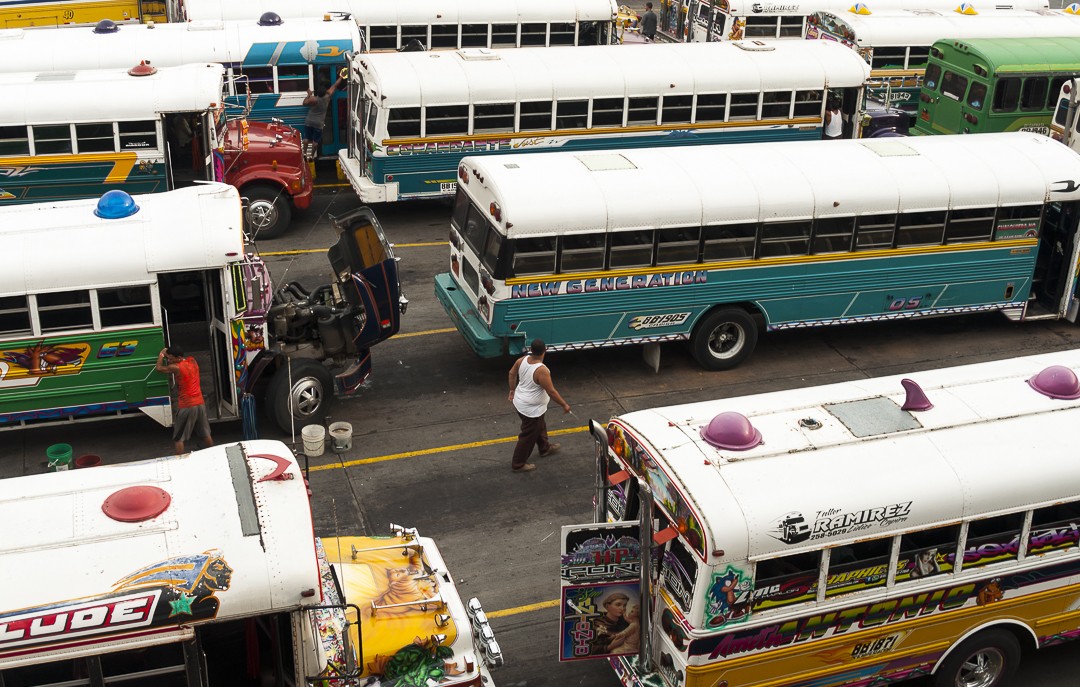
[173,404,211,442]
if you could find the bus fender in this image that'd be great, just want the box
[930,619,1037,676]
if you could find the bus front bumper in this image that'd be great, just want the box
[434,273,517,358]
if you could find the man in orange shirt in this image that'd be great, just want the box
[156,346,214,454]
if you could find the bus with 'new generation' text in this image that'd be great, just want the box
[0,0,164,27]
[567,349,1080,686]
[806,8,1080,118]
[339,40,871,203]
[915,37,1080,138]
[0,184,405,432]
[436,132,1080,370]
[0,62,312,237]
[658,0,1047,44]
[167,0,620,49]
[0,440,501,686]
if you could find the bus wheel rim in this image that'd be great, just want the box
[956,647,1005,687]
[708,322,743,359]
[250,199,276,228]
[290,376,323,417]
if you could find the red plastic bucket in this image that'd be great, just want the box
[74,454,101,468]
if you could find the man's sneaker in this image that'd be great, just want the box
[539,443,561,457]
[512,463,536,472]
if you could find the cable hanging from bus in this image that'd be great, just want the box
[0,440,502,686]
[0,62,312,238]
[338,40,871,204]
[165,0,620,48]
[0,183,405,432]
[806,8,1080,120]
[0,0,165,27]
[914,36,1080,139]
[436,132,1080,371]
[567,349,1080,687]
[655,0,1047,44]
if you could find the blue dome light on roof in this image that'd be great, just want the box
[94,190,140,219]
[258,11,284,26]
[93,18,119,33]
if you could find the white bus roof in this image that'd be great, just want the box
[0,184,244,297]
[0,63,224,126]
[0,440,319,667]
[356,40,870,108]
[816,8,1080,46]
[178,0,618,23]
[725,0,1047,15]
[458,132,1080,238]
[610,350,1080,566]
[0,17,361,75]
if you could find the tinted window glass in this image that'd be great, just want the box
[967,82,987,110]
[592,97,624,128]
[512,236,557,276]
[75,122,114,153]
[369,25,397,50]
[461,203,490,254]
[945,207,994,243]
[276,64,310,93]
[36,291,93,332]
[0,295,32,335]
[812,216,855,254]
[118,120,158,150]
[560,233,605,272]
[962,512,1025,570]
[696,93,727,122]
[492,23,517,47]
[656,227,700,264]
[401,24,427,46]
[924,63,942,90]
[825,537,892,597]
[426,105,469,136]
[703,224,756,261]
[761,91,792,119]
[794,90,823,118]
[897,524,960,583]
[1021,77,1049,112]
[941,71,967,101]
[98,286,154,327]
[759,221,811,258]
[855,214,896,250]
[1028,501,1080,557]
[481,230,503,273]
[520,101,553,130]
[896,211,946,247]
[237,65,273,93]
[0,124,29,156]
[556,100,588,129]
[473,103,515,133]
[550,22,576,45]
[662,95,693,125]
[728,93,758,121]
[993,78,1021,113]
[461,24,488,47]
[32,124,72,155]
[452,189,470,231]
[520,22,546,46]
[387,108,421,137]
[627,96,659,125]
[871,47,906,71]
[609,230,654,268]
[908,46,930,69]
[430,23,459,48]
[744,15,779,38]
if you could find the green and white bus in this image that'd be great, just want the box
[0,184,405,431]
[339,40,871,203]
[436,132,1080,370]
[915,36,1080,137]
[806,8,1080,117]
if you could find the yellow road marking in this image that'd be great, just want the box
[307,426,588,471]
[394,327,456,339]
[262,241,447,256]
[486,598,560,618]
[313,182,351,189]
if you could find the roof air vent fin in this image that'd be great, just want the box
[901,378,933,411]
[1027,365,1080,400]
[700,411,762,451]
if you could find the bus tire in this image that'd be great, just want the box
[933,629,1021,687]
[265,360,334,432]
[246,184,291,239]
[689,307,757,371]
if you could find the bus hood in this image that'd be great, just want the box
[223,118,303,154]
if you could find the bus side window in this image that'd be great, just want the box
[0,124,30,156]
[369,25,398,50]
[1027,501,1080,557]
[1048,76,1069,112]
[556,100,589,130]
[703,223,756,261]
[811,216,855,254]
[237,66,273,94]
[662,95,693,125]
[492,23,517,48]
[430,23,458,49]
[728,93,758,121]
[794,90,823,118]
[119,120,159,150]
[761,91,793,119]
[609,230,655,269]
[907,46,930,70]
[966,82,987,110]
[629,97,659,125]
[743,15,778,38]
[520,101,554,131]
[993,78,1021,113]
[276,64,310,93]
[32,124,73,155]
[98,286,154,327]
[558,234,606,273]
[656,227,701,265]
[550,21,576,45]
[896,523,960,583]
[1020,77,1049,113]
[896,211,946,247]
[511,237,557,277]
[461,23,487,48]
[592,98,625,128]
[854,213,896,251]
[661,537,698,613]
[945,207,994,244]
[387,108,421,137]
[0,295,32,336]
[752,551,821,612]
[758,220,811,258]
[825,536,891,598]
[473,103,515,134]
[923,63,941,91]
[75,122,115,153]
[521,22,547,46]
[961,511,1025,570]
[401,24,428,49]
[424,105,468,137]
[871,47,906,71]
[36,290,93,332]
[695,93,727,123]
[778,15,803,38]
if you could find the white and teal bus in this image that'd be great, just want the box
[0,15,361,159]
[658,0,1047,43]
[806,8,1080,116]
[436,132,1080,370]
[338,40,871,203]
[167,0,619,48]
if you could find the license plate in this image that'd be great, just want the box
[440,182,458,194]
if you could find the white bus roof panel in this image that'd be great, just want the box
[725,0,1048,14]
[177,0,619,23]
[612,350,1080,563]
[0,18,361,75]
[462,132,1080,238]
[0,63,224,126]
[357,41,870,108]
[0,184,244,296]
[818,9,1080,46]
[0,440,320,651]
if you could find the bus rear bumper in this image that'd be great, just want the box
[336,152,397,203]
[434,272,514,358]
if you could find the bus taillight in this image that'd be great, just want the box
[489,202,502,222]
[963,113,978,125]
[458,165,469,185]
[920,109,930,122]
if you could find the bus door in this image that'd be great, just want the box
[316,64,349,158]
[1033,201,1080,321]
[164,111,215,186]
[833,87,863,139]
[356,89,370,179]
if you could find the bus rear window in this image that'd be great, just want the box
[967,82,987,110]
[940,71,967,101]
[923,63,942,90]
[993,78,1021,113]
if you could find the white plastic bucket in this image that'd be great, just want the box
[329,422,353,452]
[301,424,326,457]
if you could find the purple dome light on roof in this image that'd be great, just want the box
[700,411,762,451]
[1027,365,1080,400]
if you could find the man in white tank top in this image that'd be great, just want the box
[507,339,571,472]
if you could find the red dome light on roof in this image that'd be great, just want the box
[102,486,171,522]
[1027,365,1080,400]
[700,411,762,451]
